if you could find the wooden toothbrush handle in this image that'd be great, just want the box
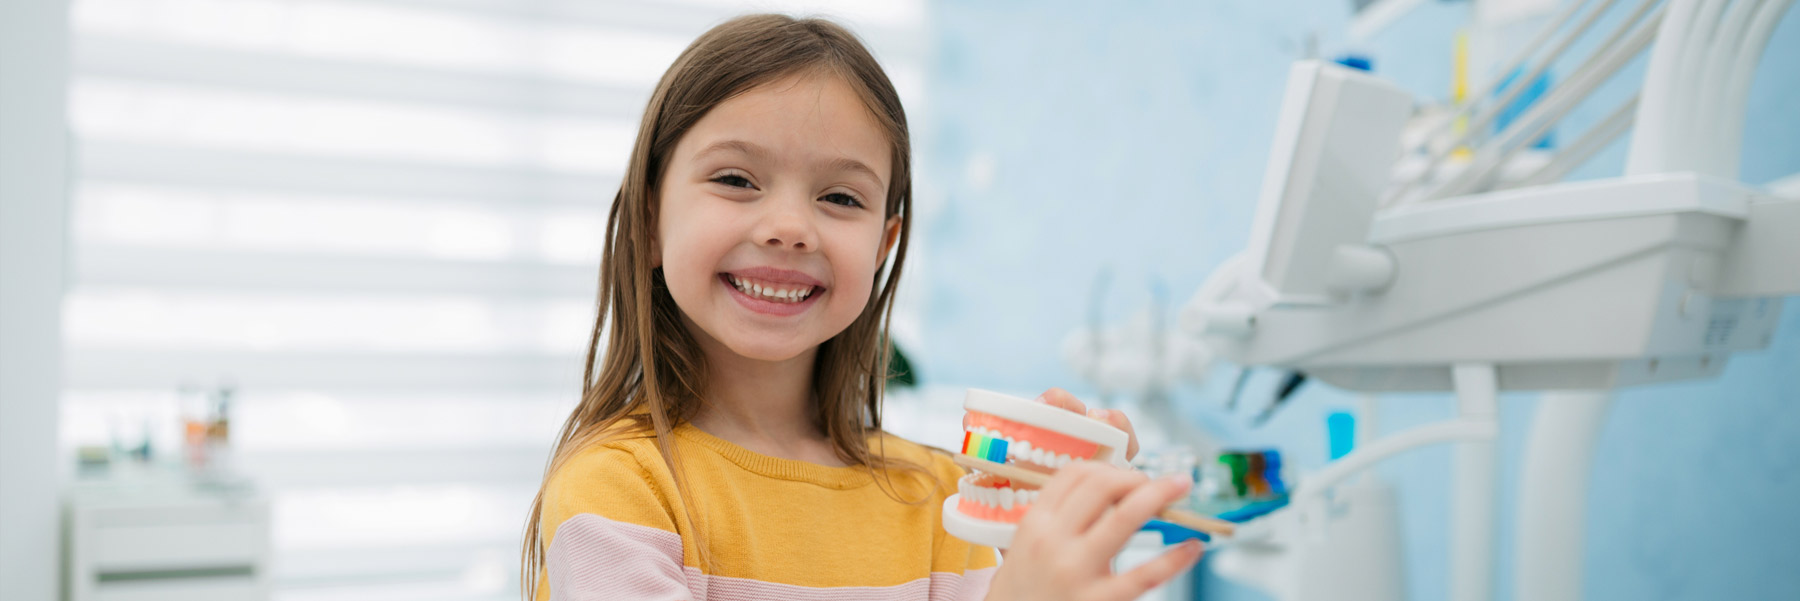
[1156,508,1237,537]
[952,454,1237,537]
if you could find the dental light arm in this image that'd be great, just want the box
[1408,0,1662,201]
[1404,0,1589,152]
[1710,0,1795,176]
[1425,5,1665,200]
[1390,0,1662,205]
[1514,94,1638,188]
[1687,0,1766,176]
[1430,0,1621,154]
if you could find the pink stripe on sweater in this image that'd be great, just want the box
[546,513,994,601]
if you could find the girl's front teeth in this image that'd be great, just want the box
[728,275,814,303]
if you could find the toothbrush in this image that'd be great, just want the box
[951,453,1237,538]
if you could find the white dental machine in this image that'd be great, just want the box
[1177,1,1799,600]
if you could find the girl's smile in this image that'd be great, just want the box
[719,268,826,316]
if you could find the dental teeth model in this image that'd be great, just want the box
[942,389,1132,549]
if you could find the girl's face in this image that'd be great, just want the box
[656,72,900,363]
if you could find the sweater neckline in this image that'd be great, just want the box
[674,423,875,490]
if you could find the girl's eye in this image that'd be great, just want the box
[821,192,864,208]
[712,173,755,189]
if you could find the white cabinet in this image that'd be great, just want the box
[65,470,271,601]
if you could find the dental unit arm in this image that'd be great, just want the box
[1178,2,1798,601]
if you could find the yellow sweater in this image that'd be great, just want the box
[534,422,998,600]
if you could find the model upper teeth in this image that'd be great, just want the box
[727,274,815,303]
[970,428,1075,469]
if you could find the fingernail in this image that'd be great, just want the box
[1089,408,1109,419]
[1182,540,1204,553]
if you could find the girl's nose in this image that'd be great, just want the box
[753,193,818,251]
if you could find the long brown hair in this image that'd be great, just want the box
[520,14,928,599]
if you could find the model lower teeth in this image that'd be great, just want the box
[956,472,1038,522]
[727,275,813,303]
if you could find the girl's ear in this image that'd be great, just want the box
[879,214,902,261]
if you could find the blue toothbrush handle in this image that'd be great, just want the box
[1139,518,1210,545]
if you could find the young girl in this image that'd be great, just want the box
[521,14,1203,601]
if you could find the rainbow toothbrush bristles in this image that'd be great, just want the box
[960,431,1009,463]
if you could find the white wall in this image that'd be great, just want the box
[0,0,69,599]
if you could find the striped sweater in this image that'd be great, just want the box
[533,422,998,600]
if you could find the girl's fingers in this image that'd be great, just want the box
[1052,464,1147,534]
[1030,459,1101,514]
[1087,476,1191,552]
[1087,408,1139,461]
[1098,540,1204,601]
[1037,388,1088,415]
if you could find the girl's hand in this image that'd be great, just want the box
[984,462,1203,601]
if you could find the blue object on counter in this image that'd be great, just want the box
[1140,518,1210,544]
[1216,496,1290,523]
[1262,450,1284,494]
[1328,411,1356,461]
[1334,54,1373,72]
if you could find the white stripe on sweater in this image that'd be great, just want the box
[547,513,995,601]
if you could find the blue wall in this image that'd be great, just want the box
[916,1,1800,599]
